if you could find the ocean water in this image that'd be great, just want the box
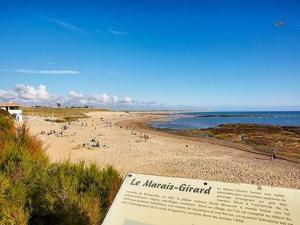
[151,111,300,129]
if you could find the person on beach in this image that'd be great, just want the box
[272,149,276,160]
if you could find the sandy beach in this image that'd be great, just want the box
[27,111,300,189]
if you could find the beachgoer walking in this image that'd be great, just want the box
[272,149,276,160]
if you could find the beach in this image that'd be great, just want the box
[27,111,300,189]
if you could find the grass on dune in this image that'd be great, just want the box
[22,107,109,123]
[0,109,122,225]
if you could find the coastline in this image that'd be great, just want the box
[27,111,300,189]
[116,112,300,164]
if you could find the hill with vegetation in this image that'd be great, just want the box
[22,107,109,123]
[0,109,122,225]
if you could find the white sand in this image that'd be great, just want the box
[27,111,300,189]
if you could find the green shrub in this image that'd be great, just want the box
[0,111,122,225]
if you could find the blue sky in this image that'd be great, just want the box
[0,0,300,110]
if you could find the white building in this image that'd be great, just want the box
[0,102,24,121]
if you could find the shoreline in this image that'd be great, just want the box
[26,111,300,189]
[116,113,300,164]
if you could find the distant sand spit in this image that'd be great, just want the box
[27,111,300,189]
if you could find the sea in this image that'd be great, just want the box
[150,111,300,130]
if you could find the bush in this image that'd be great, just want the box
[0,112,122,225]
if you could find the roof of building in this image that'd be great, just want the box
[0,102,20,107]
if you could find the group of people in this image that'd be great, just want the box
[40,129,64,137]
[119,125,150,142]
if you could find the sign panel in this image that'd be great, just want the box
[102,173,300,225]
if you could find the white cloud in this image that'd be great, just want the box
[140,100,156,105]
[95,93,110,103]
[108,28,128,36]
[69,91,84,99]
[46,18,91,37]
[118,97,133,104]
[15,84,50,100]
[0,89,18,99]
[66,91,92,105]
[112,96,118,104]
[15,69,79,75]
[0,84,158,107]
[79,99,88,104]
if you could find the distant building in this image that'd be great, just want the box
[0,102,24,121]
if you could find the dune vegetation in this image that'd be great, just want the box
[22,107,109,123]
[0,109,122,225]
